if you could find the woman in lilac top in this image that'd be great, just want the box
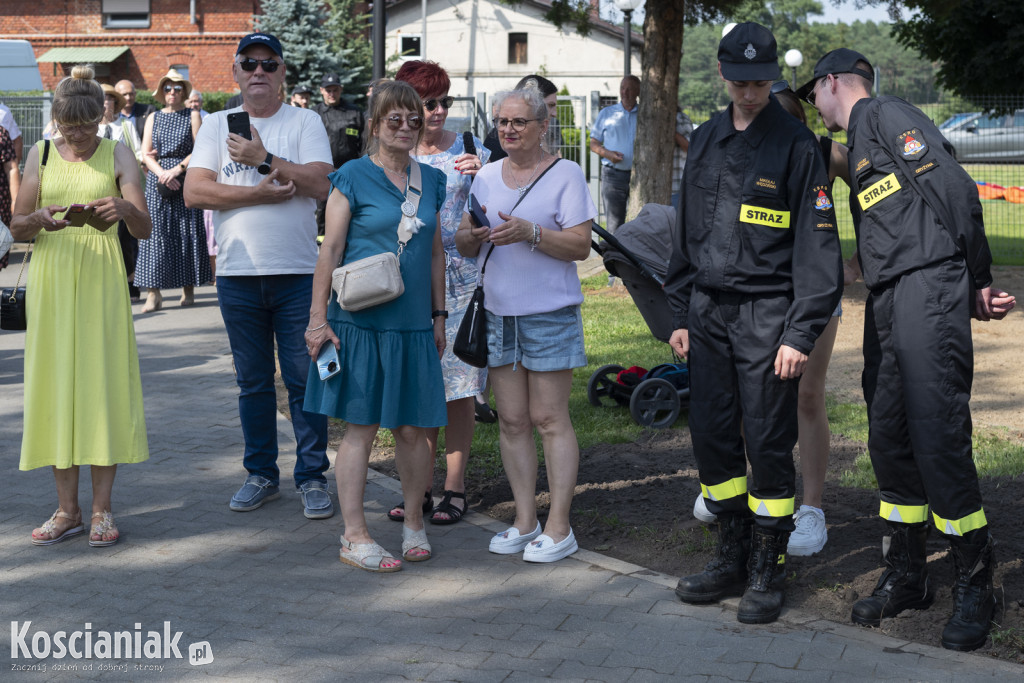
[455,85,596,563]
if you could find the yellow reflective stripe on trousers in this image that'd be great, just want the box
[701,476,747,503]
[932,509,987,537]
[747,495,794,518]
[878,501,929,524]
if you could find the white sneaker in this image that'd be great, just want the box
[488,521,542,554]
[788,505,827,556]
[693,492,717,524]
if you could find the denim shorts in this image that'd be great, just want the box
[485,305,587,372]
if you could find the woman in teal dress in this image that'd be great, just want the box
[11,65,151,547]
[304,81,447,572]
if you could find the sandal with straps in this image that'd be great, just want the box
[429,490,467,525]
[89,511,119,547]
[402,526,432,562]
[386,489,432,522]
[31,508,85,546]
[339,536,402,572]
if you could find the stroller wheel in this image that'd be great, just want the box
[587,364,626,407]
[629,377,680,429]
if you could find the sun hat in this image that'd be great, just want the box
[152,68,192,104]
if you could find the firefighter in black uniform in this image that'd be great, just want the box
[313,72,365,234]
[664,23,843,624]
[798,48,1015,651]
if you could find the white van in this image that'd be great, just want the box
[0,40,43,92]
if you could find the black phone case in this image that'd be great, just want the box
[227,112,252,140]
[469,194,489,228]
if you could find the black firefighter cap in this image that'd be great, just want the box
[795,48,875,101]
[718,22,781,82]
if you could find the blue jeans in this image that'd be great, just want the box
[600,166,631,234]
[217,274,329,487]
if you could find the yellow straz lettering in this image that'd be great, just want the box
[739,204,790,228]
[857,173,901,210]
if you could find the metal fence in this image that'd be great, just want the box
[2,94,51,172]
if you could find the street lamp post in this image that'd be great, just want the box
[613,0,644,78]
[784,49,803,90]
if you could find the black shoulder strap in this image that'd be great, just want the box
[42,139,50,165]
[509,158,560,213]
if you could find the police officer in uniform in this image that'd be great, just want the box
[664,23,842,624]
[313,72,365,234]
[798,48,1015,652]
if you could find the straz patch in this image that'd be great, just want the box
[857,173,901,211]
[897,129,927,158]
[812,185,833,212]
[740,204,790,228]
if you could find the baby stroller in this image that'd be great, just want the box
[587,204,689,429]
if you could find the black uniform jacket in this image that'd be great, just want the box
[846,96,993,291]
[664,97,843,356]
[314,101,366,170]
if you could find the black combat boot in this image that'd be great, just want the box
[852,522,934,626]
[675,513,751,603]
[737,525,788,624]
[941,531,997,652]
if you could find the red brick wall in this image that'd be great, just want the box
[0,0,259,93]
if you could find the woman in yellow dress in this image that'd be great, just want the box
[10,65,152,547]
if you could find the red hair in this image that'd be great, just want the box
[395,60,451,98]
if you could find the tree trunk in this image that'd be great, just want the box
[629,0,684,216]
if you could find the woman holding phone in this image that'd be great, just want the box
[11,65,152,547]
[304,81,447,572]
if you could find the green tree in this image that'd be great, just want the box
[892,0,1024,109]
[254,0,365,93]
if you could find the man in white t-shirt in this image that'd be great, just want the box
[0,102,23,164]
[184,32,335,520]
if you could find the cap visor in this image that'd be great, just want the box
[794,78,817,101]
[720,61,781,82]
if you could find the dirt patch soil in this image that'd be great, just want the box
[310,265,1024,663]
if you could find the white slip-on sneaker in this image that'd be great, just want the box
[523,529,578,563]
[788,505,828,556]
[693,491,717,524]
[488,521,542,554]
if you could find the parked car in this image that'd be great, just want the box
[939,112,978,130]
[942,110,1024,163]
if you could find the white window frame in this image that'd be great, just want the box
[102,0,151,29]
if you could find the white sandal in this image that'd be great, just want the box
[339,536,402,572]
[402,525,432,562]
[31,508,85,546]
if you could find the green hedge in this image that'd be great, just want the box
[136,91,238,114]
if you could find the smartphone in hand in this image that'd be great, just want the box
[316,343,341,381]
[469,194,489,229]
[227,111,252,141]
[63,204,95,227]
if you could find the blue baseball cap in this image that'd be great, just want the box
[236,32,283,58]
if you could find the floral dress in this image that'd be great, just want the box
[413,134,490,401]
[0,127,14,270]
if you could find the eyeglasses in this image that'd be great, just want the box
[163,84,184,93]
[806,75,830,106]
[492,117,538,132]
[384,114,424,131]
[237,58,281,73]
[423,96,454,112]
[57,121,100,136]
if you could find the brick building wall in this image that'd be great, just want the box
[0,0,258,93]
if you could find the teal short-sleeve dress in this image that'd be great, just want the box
[303,155,448,429]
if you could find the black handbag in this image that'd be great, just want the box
[452,159,561,368]
[452,247,492,368]
[1,141,47,331]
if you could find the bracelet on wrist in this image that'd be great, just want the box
[529,222,541,252]
[432,309,449,319]
[306,322,328,332]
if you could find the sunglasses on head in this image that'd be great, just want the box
[423,96,454,112]
[384,114,424,131]
[237,58,281,73]
[770,81,791,94]
[163,84,184,93]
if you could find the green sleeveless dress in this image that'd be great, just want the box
[20,138,149,470]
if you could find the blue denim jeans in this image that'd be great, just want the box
[600,166,631,234]
[217,274,329,487]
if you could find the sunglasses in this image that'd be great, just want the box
[163,84,184,93]
[806,75,829,106]
[492,117,538,132]
[384,114,424,131]
[423,96,454,112]
[237,58,281,73]
[770,81,791,94]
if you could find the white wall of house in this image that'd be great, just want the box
[385,0,640,100]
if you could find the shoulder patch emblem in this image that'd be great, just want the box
[814,188,833,212]
[897,129,927,158]
[744,43,757,60]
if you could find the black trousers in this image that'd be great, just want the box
[687,287,798,532]
[862,258,984,534]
